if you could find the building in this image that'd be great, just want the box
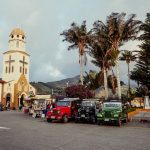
[0,28,36,109]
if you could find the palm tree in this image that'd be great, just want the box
[83,70,100,90]
[105,13,141,98]
[120,50,136,98]
[89,25,112,99]
[60,21,90,85]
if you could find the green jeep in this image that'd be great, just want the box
[96,100,128,126]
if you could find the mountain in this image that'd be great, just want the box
[30,75,80,95]
[46,75,80,89]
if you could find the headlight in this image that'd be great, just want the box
[114,114,119,117]
[97,114,103,117]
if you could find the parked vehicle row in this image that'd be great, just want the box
[46,98,128,126]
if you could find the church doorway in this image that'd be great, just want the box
[6,93,11,108]
[20,94,25,107]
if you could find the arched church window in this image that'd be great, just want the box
[20,66,22,73]
[17,35,19,38]
[6,67,8,73]
[9,66,10,73]
[22,36,24,39]
[11,35,14,38]
[12,66,14,72]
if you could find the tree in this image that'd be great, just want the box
[105,12,141,98]
[65,85,94,99]
[107,75,117,95]
[131,13,150,95]
[120,50,136,98]
[83,70,100,90]
[130,68,141,87]
[60,21,90,85]
[89,21,112,99]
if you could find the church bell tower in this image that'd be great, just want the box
[1,28,36,109]
[2,28,30,82]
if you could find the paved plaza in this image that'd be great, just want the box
[0,111,149,150]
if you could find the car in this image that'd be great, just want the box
[75,99,101,124]
[46,98,81,123]
[96,99,128,126]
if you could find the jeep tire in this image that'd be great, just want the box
[75,117,78,123]
[97,120,103,125]
[47,118,52,122]
[63,115,68,123]
[91,115,96,124]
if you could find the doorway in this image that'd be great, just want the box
[20,94,25,107]
[6,93,11,108]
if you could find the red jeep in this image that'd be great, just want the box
[46,98,81,123]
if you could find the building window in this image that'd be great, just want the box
[22,36,24,39]
[9,67,10,73]
[12,66,14,72]
[11,35,14,38]
[6,67,8,73]
[17,35,19,38]
[20,66,22,73]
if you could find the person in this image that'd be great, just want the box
[19,104,23,111]
[6,101,10,110]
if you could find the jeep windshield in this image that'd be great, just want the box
[82,101,95,107]
[102,102,122,110]
[56,101,71,107]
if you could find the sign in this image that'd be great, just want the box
[144,96,150,109]
[35,94,51,99]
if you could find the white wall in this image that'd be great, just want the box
[2,52,30,82]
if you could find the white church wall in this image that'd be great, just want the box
[3,82,15,103]
[9,34,26,51]
[2,52,29,82]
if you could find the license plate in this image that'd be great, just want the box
[51,116,55,119]
[81,114,85,117]
[104,118,109,121]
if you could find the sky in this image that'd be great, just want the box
[0,0,149,84]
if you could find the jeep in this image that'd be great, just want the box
[96,100,128,126]
[46,98,81,123]
[75,99,101,124]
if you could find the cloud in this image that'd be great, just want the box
[25,11,41,26]
[0,0,150,83]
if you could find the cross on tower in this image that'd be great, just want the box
[5,55,15,73]
[19,56,28,74]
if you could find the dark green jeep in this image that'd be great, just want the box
[96,100,128,126]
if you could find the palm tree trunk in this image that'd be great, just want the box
[127,63,131,99]
[116,59,121,99]
[80,54,84,85]
[104,68,108,100]
[111,68,116,96]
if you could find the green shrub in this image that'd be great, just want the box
[127,107,136,113]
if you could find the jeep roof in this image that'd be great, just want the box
[59,98,80,102]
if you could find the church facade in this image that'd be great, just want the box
[0,28,36,109]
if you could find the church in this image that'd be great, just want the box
[0,28,36,109]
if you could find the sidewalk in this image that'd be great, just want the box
[131,111,150,122]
